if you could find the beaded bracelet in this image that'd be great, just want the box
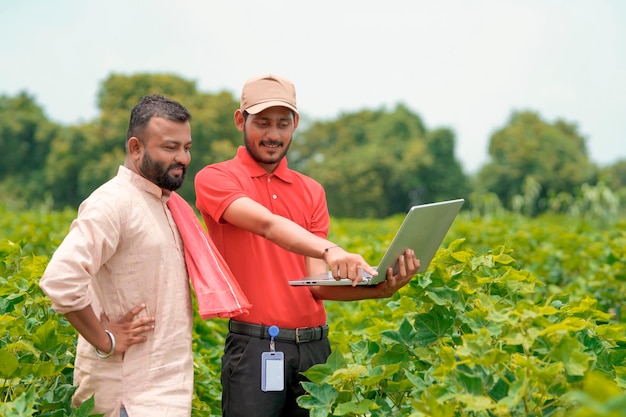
[95,330,116,359]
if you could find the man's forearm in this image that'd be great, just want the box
[64,305,111,352]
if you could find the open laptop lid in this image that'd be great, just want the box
[289,198,464,287]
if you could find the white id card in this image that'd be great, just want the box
[261,351,284,392]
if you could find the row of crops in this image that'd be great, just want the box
[1,204,625,416]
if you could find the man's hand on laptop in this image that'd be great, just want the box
[376,249,420,298]
[323,246,378,286]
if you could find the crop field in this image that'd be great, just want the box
[1,204,625,416]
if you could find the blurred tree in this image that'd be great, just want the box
[291,104,468,217]
[477,111,596,215]
[423,127,470,204]
[95,72,200,159]
[78,73,240,204]
[0,92,46,175]
[599,159,626,191]
[45,124,97,208]
[0,77,469,215]
[0,92,60,203]
[179,91,240,202]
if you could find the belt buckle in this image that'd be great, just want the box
[295,327,309,344]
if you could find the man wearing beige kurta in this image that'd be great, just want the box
[40,95,194,417]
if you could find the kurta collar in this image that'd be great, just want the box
[117,165,169,200]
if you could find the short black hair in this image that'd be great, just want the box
[126,94,191,141]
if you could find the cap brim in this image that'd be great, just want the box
[244,100,298,115]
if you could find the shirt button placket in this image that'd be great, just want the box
[269,177,278,200]
[266,176,277,208]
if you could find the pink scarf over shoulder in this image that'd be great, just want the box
[167,192,251,319]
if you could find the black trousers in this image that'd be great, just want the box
[221,332,331,417]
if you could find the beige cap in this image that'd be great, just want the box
[240,74,298,114]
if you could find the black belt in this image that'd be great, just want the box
[228,320,329,344]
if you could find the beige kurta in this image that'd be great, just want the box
[40,166,193,417]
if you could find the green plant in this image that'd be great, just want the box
[3,204,626,416]
[300,240,626,416]
[0,240,100,416]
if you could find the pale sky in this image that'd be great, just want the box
[1,0,624,173]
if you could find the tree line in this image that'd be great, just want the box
[1,73,625,218]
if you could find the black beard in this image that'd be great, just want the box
[140,150,186,191]
[243,129,291,165]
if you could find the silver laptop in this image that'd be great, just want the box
[289,198,464,287]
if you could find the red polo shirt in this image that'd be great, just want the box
[194,146,328,328]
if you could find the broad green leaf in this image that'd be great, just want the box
[425,286,461,307]
[595,323,626,343]
[302,362,335,385]
[537,316,589,336]
[565,297,613,321]
[361,363,401,386]
[454,394,495,411]
[297,382,338,417]
[536,304,559,316]
[413,306,454,347]
[463,308,506,336]
[397,295,418,312]
[0,349,19,377]
[302,350,346,384]
[457,329,494,358]
[385,378,414,393]
[32,320,60,353]
[326,348,347,369]
[3,339,40,356]
[445,263,465,277]
[0,314,17,329]
[470,255,494,270]
[371,343,409,366]
[497,269,537,294]
[329,364,368,384]
[75,394,104,417]
[450,251,473,264]
[333,398,379,415]
[439,345,456,368]
[416,271,432,288]
[381,318,416,345]
[550,335,592,376]
[404,369,427,390]
[493,253,515,265]
[447,238,467,252]
[454,369,485,396]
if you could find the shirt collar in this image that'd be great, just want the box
[117,165,169,200]
[236,146,294,183]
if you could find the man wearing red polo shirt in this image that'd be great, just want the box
[194,74,420,417]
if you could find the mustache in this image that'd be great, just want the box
[261,140,282,146]
[168,163,187,172]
